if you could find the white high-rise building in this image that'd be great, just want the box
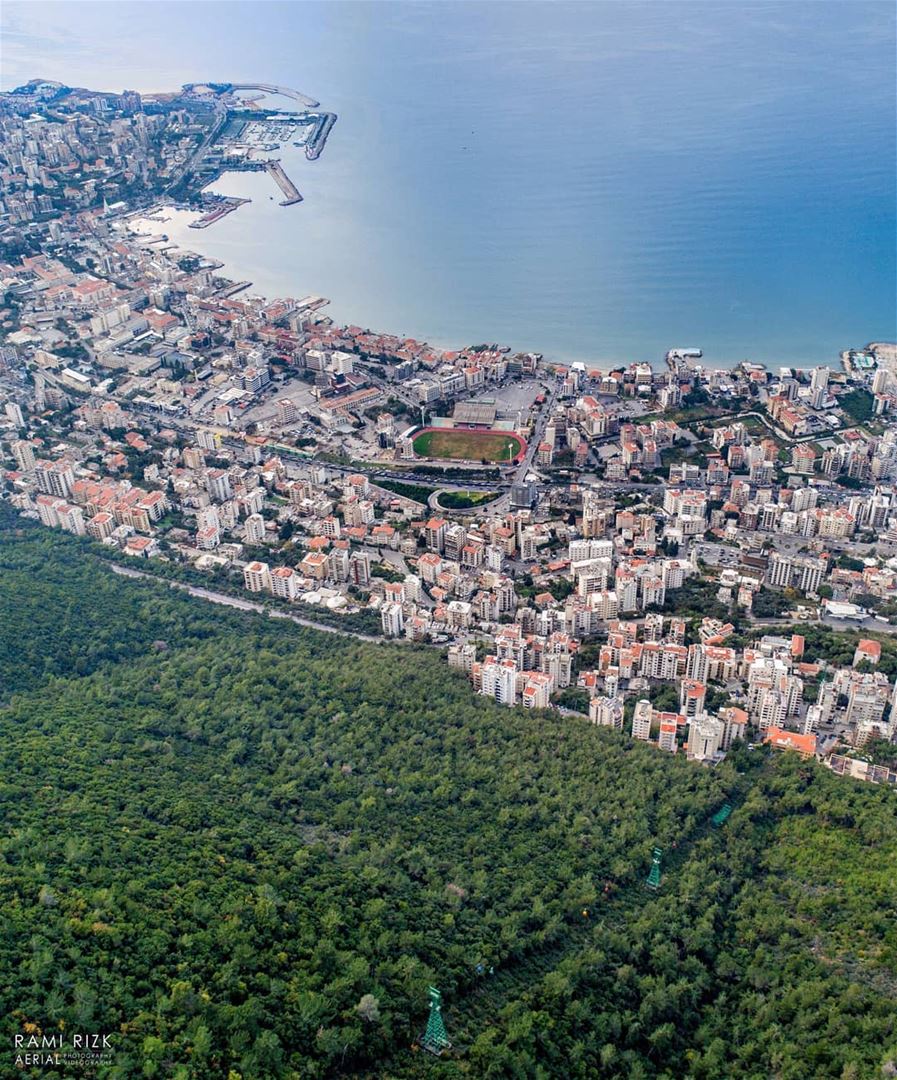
[196,428,220,452]
[270,566,298,600]
[846,685,886,728]
[244,513,266,543]
[381,602,405,638]
[589,696,623,730]
[35,459,75,498]
[197,505,220,531]
[632,699,653,741]
[243,561,271,593]
[872,367,891,395]
[480,657,518,706]
[206,469,232,502]
[687,716,725,761]
[809,366,829,408]
[12,440,35,471]
[767,553,825,595]
[582,488,609,538]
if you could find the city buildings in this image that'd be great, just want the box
[1,73,895,784]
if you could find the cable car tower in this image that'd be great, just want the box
[420,986,452,1056]
[646,846,663,890]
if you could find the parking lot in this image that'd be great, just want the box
[467,378,544,417]
[691,542,742,568]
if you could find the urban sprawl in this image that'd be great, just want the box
[2,78,897,788]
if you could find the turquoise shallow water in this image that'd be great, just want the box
[3,0,896,367]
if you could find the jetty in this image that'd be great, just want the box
[264,160,303,206]
[296,295,330,312]
[665,347,703,372]
[189,197,250,229]
[214,280,253,298]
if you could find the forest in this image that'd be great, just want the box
[1,517,896,1079]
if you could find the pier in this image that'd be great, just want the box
[214,280,253,298]
[264,160,303,206]
[189,197,250,229]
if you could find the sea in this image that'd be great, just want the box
[4,0,896,368]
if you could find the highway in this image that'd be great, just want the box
[127,400,669,501]
[42,381,714,510]
[282,456,502,491]
[81,361,876,539]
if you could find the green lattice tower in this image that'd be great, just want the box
[420,986,452,1056]
[646,846,663,890]
[711,803,733,828]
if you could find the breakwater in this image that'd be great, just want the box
[304,112,337,160]
[264,160,303,205]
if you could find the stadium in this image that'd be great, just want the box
[411,426,525,463]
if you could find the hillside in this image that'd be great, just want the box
[0,521,895,1079]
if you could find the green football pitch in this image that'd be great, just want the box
[412,428,524,462]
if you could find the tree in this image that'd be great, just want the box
[355,994,380,1023]
[839,389,874,425]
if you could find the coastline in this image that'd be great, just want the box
[122,199,879,376]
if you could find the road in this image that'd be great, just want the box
[820,612,896,634]
[108,563,390,643]
[282,455,503,492]
[121,377,697,500]
[514,382,558,483]
[749,611,896,635]
[165,102,228,195]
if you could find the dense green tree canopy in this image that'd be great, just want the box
[1,520,895,1078]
